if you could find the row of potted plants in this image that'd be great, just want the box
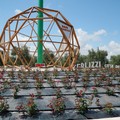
[0,82,117,117]
[0,95,115,116]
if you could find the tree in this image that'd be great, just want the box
[110,55,120,65]
[88,49,96,62]
[43,49,55,65]
[96,48,108,66]
[21,45,31,63]
[11,45,31,65]
[11,46,22,65]
[87,48,108,66]
[76,53,88,64]
[76,48,108,66]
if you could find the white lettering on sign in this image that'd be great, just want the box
[76,61,101,68]
[76,62,120,69]
[104,64,114,68]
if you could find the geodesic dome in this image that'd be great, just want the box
[0,6,80,69]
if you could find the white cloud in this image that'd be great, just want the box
[15,9,22,14]
[76,28,89,46]
[108,41,120,56]
[99,41,120,59]
[76,28,107,47]
[44,42,56,51]
[93,29,106,36]
[99,45,108,51]
[76,28,107,55]
[76,28,120,58]
[81,44,93,55]
[109,41,120,50]
[13,34,29,43]
[81,40,120,59]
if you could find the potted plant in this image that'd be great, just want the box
[53,69,59,78]
[88,94,94,105]
[106,78,112,86]
[83,70,90,82]
[47,97,66,115]
[2,79,11,89]
[101,74,107,82]
[36,90,42,99]
[0,71,4,79]
[8,70,14,79]
[95,98,102,108]
[13,84,20,99]
[16,103,26,116]
[47,77,56,88]
[105,87,115,96]
[34,77,43,89]
[103,102,114,114]
[0,86,5,95]
[82,78,89,87]
[74,70,79,82]
[19,76,29,89]
[75,89,85,97]
[62,76,72,89]
[0,97,9,114]
[43,69,49,79]
[92,70,97,77]
[55,88,62,98]
[26,93,38,116]
[91,87,98,97]
[94,78,101,87]
[75,98,89,114]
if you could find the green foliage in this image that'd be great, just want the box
[0,98,9,113]
[76,48,108,66]
[110,55,120,65]
[10,45,36,66]
[9,46,120,67]
[103,103,114,114]
[47,97,66,115]
[76,54,88,64]
[43,49,55,65]
[88,48,108,66]
[75,98,89,114]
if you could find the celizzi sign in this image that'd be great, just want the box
[76,61,120,68]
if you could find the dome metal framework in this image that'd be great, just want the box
[0,6,80,69]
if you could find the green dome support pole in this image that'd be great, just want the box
[37,0,43,64]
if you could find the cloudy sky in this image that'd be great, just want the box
[0,0,120,58]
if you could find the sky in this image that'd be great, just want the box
[0,0,120,58]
